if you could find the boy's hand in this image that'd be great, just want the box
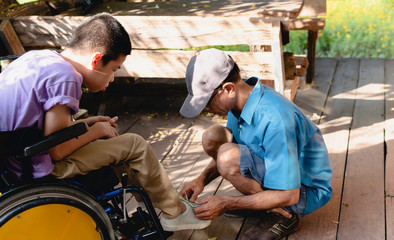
[84,115,118,128]
[91,121,119,138]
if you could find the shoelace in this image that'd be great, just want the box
[177,193,202,208]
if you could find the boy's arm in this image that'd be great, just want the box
[44,104,118,161]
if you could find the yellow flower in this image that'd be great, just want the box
[378,49,381,53]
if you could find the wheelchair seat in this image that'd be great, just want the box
[0,123,172,240]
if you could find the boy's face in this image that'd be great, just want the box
[85,54,127,92]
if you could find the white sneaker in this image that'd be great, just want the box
[160,202,211,231]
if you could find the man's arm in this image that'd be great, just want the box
[194,188,300,220]
[180,158,221,202]
[44,104,118,161]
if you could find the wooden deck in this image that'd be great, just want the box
[113,57,394,239]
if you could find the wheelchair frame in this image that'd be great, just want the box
[0,122,172,240]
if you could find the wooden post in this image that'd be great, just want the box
[271,21,286,94]
[0,20,25,55]
[306,29,318,83]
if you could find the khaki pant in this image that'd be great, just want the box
[51,133,182,218]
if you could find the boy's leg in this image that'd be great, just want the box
[51,133,182,218]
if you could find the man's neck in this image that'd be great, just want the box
[234,80,254,113]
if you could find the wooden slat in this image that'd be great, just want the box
[294,58,337,123]
[10,16,275,50]
[289,58,359,240]
[190,179,244,240]
[0,20,25,54]
[337,59,385,239]
[385,59,394,239]
[117,50,275,80]
[63,0,303,18]
[165,118,224,240]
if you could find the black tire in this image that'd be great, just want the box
[0,182,114,240]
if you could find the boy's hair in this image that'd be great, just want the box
[67,13,132,66]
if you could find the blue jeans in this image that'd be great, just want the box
[239,144,307,215]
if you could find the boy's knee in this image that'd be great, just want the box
[121,133,149,148]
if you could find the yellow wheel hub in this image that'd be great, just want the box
[0,204,102,240]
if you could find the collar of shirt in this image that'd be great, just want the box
[238,80,265,125]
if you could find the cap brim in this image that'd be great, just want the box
[180,90,213,118]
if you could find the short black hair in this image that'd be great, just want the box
[223,61,241,83]
[67,13,132,66]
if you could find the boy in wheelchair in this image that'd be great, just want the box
[0,13,210,239]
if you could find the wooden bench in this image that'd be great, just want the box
[1,0,309,102]
[259,0,325,84]
[289,0,326,83]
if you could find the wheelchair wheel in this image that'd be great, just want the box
[0,182,114,240]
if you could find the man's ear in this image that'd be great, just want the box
[223,82,236,97]
[90,52,103,70]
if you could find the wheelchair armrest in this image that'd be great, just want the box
[22,122,87,158]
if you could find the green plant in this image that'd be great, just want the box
[284,0,393,58]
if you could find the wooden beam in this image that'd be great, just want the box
[289,18,325,31]
[295,54,309,76]
[284,52,296,80]
[9,16,275,50]
[0,20,25,55]
[270,21,286,94]
[306,30,318,83]
[116,50,275,80]
[298,0,326,17]
[283,77,298,102]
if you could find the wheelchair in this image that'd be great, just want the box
[0,122,172,240]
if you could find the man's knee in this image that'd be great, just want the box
[216,143,240,179]
[202,125,231,158]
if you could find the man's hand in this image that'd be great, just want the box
[180,178,205,202]
[193,195,229,220]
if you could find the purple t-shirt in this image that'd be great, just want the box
[0,50,83,178]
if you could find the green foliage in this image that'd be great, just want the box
[186,45,250,52]
[16,0,37,4]
[284,0,394,58]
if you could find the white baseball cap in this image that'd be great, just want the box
[180,48,235,118]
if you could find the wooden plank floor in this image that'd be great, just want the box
[111,58,394,240]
